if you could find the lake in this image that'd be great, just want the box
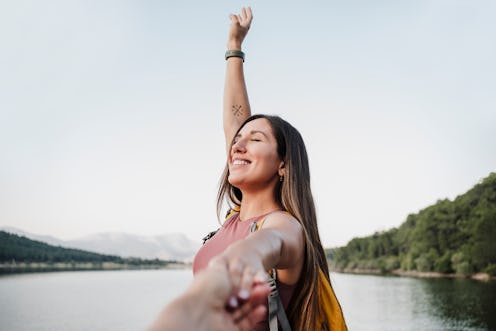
[1,269,495,331]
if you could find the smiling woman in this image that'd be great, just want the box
[192,7,346,331]
[228,118,284,192]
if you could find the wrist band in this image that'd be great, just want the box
[225,50,245,62]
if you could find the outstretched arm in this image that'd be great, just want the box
[213,212,305,299]
[147,262,270,331]
[223,7,253,154]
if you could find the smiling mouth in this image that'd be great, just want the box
[232,159,250,166]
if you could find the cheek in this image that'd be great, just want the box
[260,153,281,172]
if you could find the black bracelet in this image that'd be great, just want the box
[225,50,245,62]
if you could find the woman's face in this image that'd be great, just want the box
[228,118,284,190]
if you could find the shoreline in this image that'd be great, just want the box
[0,262,189,274]
[331,268,496,282]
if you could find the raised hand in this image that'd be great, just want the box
[227,7,253,50]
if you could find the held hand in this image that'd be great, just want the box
[148,261,269,331]
[210,245,268,310]
[227,7,253,50]
[200,260,270,331]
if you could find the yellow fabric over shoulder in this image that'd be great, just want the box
[225,205,241,221]
[317,268,348,331]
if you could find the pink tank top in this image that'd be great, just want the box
[193,212,297,331]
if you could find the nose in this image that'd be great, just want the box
[231,138,246,153]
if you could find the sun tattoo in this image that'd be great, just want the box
[232,104,243,117]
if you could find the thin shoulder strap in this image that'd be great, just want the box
[250,209,288,232]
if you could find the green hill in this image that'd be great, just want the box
[0,231,174,272]
[327,172,496,276]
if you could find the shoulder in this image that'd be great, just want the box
[262,211,306,271]
[261,211,302,233]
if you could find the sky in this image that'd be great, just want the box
[1,0,495,248]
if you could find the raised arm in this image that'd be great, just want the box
[223,7,253,154]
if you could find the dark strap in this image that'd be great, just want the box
[268,277,292,331]
[202,229,219,245]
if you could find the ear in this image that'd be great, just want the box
[278,161,285,177]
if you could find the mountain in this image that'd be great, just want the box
[327,172,496,276]
[67,232,200,262]
[0,227,200,262]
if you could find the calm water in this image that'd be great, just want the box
[1,269,495,331]
[332,273,496,331]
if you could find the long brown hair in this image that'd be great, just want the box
[216,114,330,331]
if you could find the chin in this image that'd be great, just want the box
[228,175,241,187]
[229,174,250,190]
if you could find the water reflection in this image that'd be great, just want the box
[419,277,496,331]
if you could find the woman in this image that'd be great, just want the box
[193,7,336,331]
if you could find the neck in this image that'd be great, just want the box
[238,186,281,221]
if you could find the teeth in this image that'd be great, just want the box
[233,160,249,165]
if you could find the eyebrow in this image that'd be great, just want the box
[235,130,269,139]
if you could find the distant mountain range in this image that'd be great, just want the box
[0,227,201,262]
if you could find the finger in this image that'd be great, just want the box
[228,258,244,294]
[229,14,238,24]
[247,306,267,326]
[254,269,269,284]
[231,283,270,323]
[246,7,253,23]
[241,7,247,20]
[237,267,254,302]
[236,306,267,331]
[236,14,242,24]
[228,258,244,283]
[226,295,240,312]
[249,283,271,306]
[232,299,254,323]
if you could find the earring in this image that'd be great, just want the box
[280,176,284,182]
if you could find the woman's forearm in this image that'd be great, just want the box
[223,229,283,272]
[223,56,251,148]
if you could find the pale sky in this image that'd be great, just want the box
[1,0,495,247]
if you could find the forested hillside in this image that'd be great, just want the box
[327,173,496,276]
[0,231,171,268]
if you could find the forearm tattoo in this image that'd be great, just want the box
[232,104,243,117]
